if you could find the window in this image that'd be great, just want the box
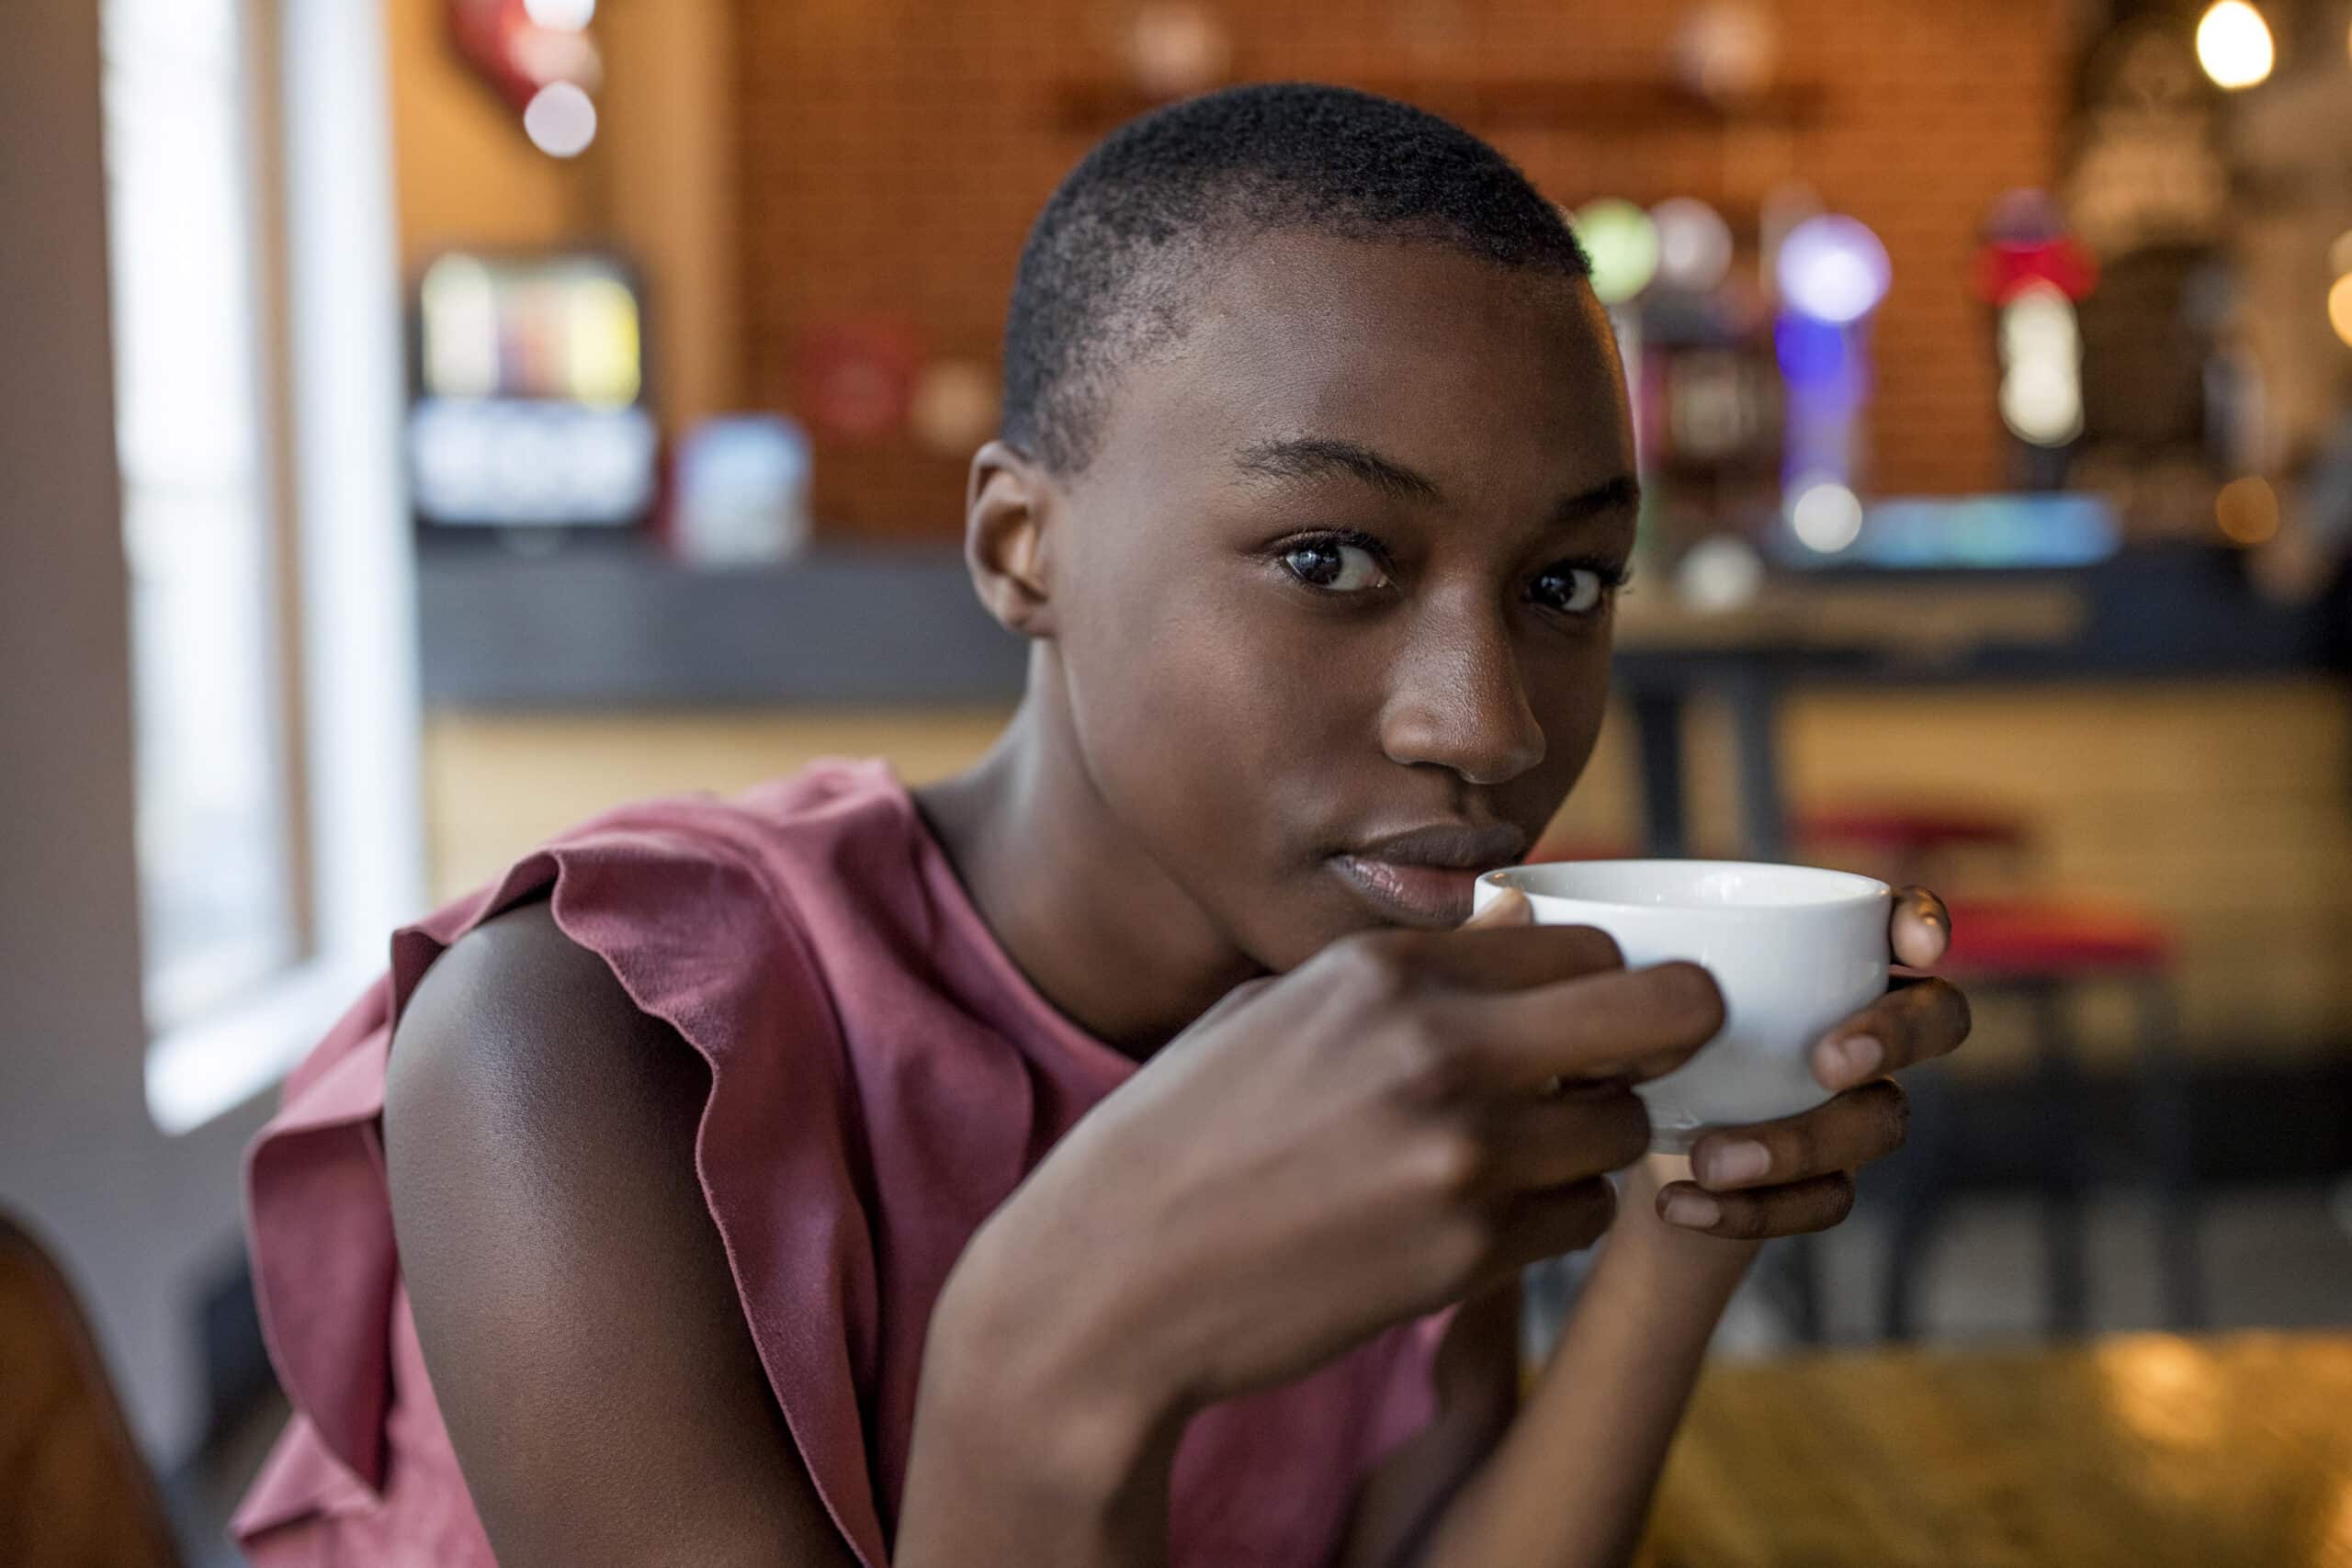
[104,0,424,1133]
[103,0,300,1036]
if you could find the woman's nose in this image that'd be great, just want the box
[1376,608,1546,786]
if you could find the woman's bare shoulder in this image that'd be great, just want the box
[381,897,854,1566]
[389,898,655,1102]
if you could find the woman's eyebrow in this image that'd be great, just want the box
[1232,436,1443,504]
[1548,473,1643,531]
[1233,436,1640,534]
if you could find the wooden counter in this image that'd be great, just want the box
[1637,1332,2352,1568]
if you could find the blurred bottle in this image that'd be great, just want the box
[669,414,814,568]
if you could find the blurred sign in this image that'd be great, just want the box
[671,415,814,568]
[796,317,923,442]
[408,250,658,529]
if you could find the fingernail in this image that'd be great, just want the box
[1702,1139,1770,1186]
[1661,1190,1721,1228]
[1467,887,1530,926]
[1818,1034,1883,1086]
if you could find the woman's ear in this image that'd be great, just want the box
[964,439,1058,639]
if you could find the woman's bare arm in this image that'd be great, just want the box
[1334,1279,1521,1568]
[387,898,1197,1566]
[1414,1174,1757,1568]
[385,899,860,1566]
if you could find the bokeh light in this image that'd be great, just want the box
[2329,272,2352,347]
[524,82,597,158]
[1651,197,1734,293]
[420,254,499,400]
[2196,1,2274,90]
[511,27,603,91]
[1997,281,2085,446]
[1676,535,1765,610]
[1571,198,1661,305]
[1789,479,1865,553]
[1775,214,1891,323]
[1125,2,1232,98]
[910,359,1001,456]
[2215,476,2279,545]
[565,276,643,408]
[1672,0,1779,102]
[2001,363,2084,446]
[523,0,597,29]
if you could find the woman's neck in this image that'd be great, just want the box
[910,694,1266,1063]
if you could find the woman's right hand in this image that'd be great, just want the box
[930,888,1725,1430]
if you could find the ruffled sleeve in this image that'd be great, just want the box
[235,798,893,1566]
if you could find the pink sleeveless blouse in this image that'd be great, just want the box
[232,757,1452,1565]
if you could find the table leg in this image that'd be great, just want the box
[2136,976,2205,1330]
[1765,1237,1826,1345]
[1877,1062,1960,1342]
[1629,689,1690,858]
[2032,982,2092,1337]
[1724,665,1790,863]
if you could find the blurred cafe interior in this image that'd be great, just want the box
[7,0,2352,1562]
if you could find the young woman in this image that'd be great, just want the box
[234,84,1965,1568]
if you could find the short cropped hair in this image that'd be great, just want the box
[1001,82,1592,474]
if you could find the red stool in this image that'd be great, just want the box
[1838,863,2202,1337]
[1794,802,2034,894]
[1940,898,2175,978]
[1798,804,2030,859]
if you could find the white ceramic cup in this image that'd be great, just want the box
[1472,860,1892,1152]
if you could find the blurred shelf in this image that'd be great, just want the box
[1613,578,2091,661]
[1041,77,1828,136]
[416,538,1026,709]
[414,537,2339,711]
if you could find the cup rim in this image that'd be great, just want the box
[1481,859,1892,914]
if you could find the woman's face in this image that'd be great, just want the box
[1045,229,1640,973]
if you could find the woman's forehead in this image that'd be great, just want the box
[1086,231,1634,511]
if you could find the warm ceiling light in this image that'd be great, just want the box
[2197,2,2274,90]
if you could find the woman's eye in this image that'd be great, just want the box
[1532,566,1610,615]
[1283,542,1390,592]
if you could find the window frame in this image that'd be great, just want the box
[130,0,424,1135]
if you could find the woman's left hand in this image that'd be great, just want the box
[1647,885,1971,1238]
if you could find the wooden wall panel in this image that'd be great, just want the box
[424,679,2352,1061]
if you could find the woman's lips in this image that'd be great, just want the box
[1330,854,1484,929]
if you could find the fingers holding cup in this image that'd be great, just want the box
[1891,885,1951,969]
[1811,976,1972,1092]
[1657,1170,1859,1238]
[1686,1078,1909,1193]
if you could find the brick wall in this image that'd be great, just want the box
[729,0,2070,537]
